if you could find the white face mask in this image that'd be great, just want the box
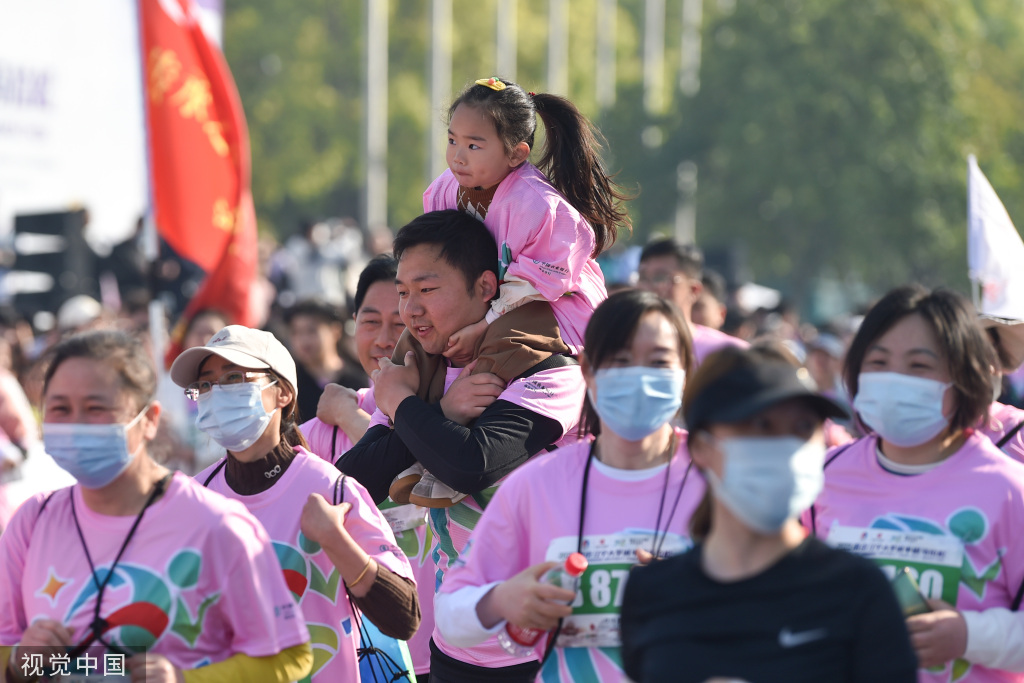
[704,436,826,534]
[196,381,278,452]
[853,372,952,447]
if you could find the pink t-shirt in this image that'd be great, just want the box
[424,163,607,354]
[0,472,308,666]
[980,402,1024,463]
[439,429,704,677]
[195,448,413,682]
[690,323,748,367]
[808,433,1024,683]
[300,387,377,464]
[300,388,437,676]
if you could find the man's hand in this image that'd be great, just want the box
[316,383,371,442]
[316,384,362,427]
[439,361,504,426]
[443,318,488,366]
[906,599,967,669]
[371,352,420,419]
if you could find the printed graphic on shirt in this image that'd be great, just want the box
[272,532,352,681]
[499,242,512,282]
[43,550,221,654]
[428,485,500,592]
[826,507,1002,683]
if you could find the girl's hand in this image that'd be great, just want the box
[443,319,488,364]
[126,653,184,683]
[906,599,967,668]
[299,493,352,546]
[478,562,576,631]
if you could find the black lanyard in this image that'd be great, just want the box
[68,473,172,657]
[543,435,692,668]
[577,434,692,558]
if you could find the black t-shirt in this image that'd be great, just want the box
[620,537,918,683]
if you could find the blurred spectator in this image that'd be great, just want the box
[691,269,728,331]
[56,294,104,333]
[272,218,363,307]
[284,298,368,423]
[637,239,747,366]
[805,332,848,404]
[155,308,232,473]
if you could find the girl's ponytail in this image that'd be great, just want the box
[448,78,632,256]
[532,94,632,255]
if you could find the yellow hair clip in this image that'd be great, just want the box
[475,77,506,91]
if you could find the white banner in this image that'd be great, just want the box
[0,0,146,251]
[967,154,1024,319]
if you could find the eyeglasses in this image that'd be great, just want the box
[185,371,269,401]
[637,272,686,287]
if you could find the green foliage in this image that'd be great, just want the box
[225,0,1024,299]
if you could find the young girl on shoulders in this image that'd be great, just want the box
[393,76,632,508]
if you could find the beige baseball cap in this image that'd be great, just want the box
[169,325,298,391]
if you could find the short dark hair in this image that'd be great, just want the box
[579,289,694,437]
[392,210,498,292]
[42,330,156,412]
[283,298,345,326]
[639,238,703,280]
[843,285,995,433]
[701,269,728,304]
[354,254,399,313]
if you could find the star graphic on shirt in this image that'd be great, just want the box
[36,569,72,605]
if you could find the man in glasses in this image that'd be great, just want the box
[636,238,747,368]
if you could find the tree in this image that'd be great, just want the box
[631,0,1024,300]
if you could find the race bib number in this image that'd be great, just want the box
[378,499,427,534]
[545,532,690,648]
[827,525,963,604]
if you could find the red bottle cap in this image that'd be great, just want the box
[565,552,589,577]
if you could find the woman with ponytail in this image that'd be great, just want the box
[171,326,420,682]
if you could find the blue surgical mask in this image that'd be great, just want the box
[589,366,685,441]
[43,407,148,489]
[705,436,825,534]
[853,372,952,447]
[196,381,278,452]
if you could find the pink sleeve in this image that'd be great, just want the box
[207,506,310,656]
[338,476,415,581]
[499,366,586,438]
[367,407,391,431]
[299,418,347,464]
[0,494,46,643]
[440,475,531,595]
[501,199,596,306]
[423,171,458,212]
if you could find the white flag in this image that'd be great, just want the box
[968,155,1024,319]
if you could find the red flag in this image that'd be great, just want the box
[140,0,259,365]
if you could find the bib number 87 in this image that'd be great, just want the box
[572,567,631,612]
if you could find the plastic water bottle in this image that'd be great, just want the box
[498,552,589,656]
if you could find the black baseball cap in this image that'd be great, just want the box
[684,349,848,431]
